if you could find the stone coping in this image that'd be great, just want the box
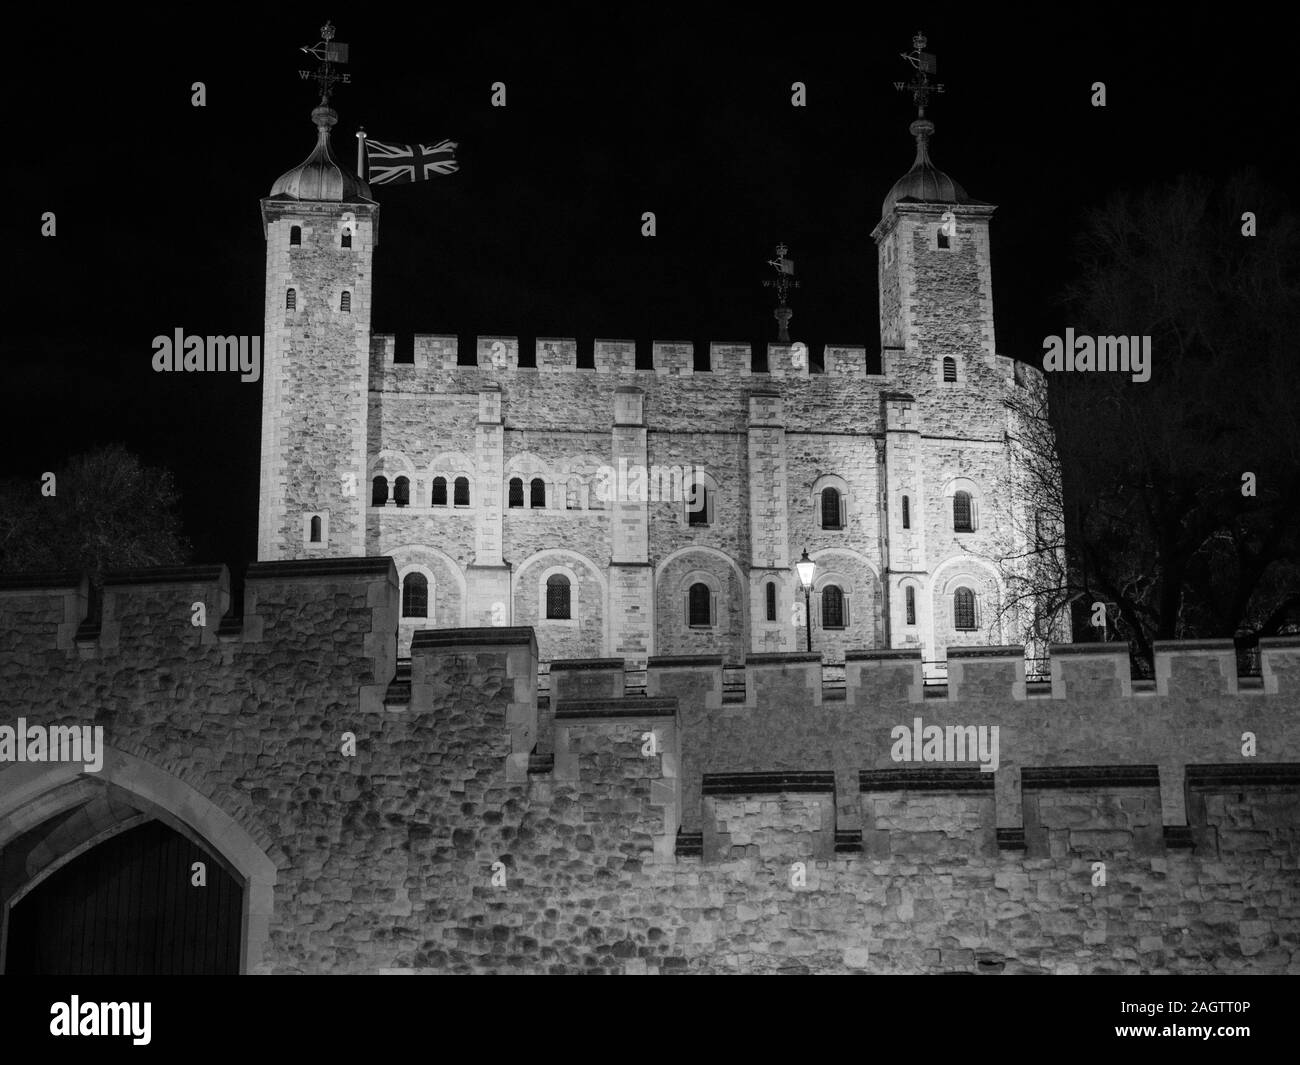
[247,557,395,581]
[845,649,922,662]
[103,564,226,586]
[1185,763,1300,787]
[0,571,85,591]
[859,768,994,791]
[744,652,822,666]
[1259,636,1300,649]
[554,697,676,719]
[412,627,536,651]
[702,771,834,796]
[1049,643,1129,656]
[1021,765,1160,789]
[548,658,625,672]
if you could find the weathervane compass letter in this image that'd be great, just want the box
[298,20,351,103]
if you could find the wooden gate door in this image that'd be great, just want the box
[5,818,243,974]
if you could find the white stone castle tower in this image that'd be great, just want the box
[259,102,378,561]
[258,40,1063,671]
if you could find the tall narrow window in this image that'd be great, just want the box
[508,477,524,508]
[341,229,352,249]
[953,491,973,532]
[821,487,842,530]
[286,288,296,310]
[290,225,302,246]
[937,228,950,250]
[309,516,322,542]
[905,586,916,625]
[943,357,957,382]
[402,573,428,618]
[430,477,447,506]
[546,574,571,620]
[688,583,712,627]
[765,581,777,622]
[530,478,546,508]
[688,484,709,526]
[954,587,976,630]
[902,495,911,529]
[822,585,845,629]
[567,477,582,510]
[393,476,410,507]
[371,476,388,507]
[340,291,351,312]
[453,476,470,506]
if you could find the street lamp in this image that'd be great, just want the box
[796,548,816,652]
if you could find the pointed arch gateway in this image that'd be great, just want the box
[0,747,277,974]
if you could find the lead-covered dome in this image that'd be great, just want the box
[882,118,971,216]
[269,105,374,203]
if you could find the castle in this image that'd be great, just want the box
[257,87,1061,667]
[1,46,1296,977]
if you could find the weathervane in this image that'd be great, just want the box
[298,20,351,105]
[893,31,945,115]
[762,242,800,343]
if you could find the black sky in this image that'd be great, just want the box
[3,3,1292,574]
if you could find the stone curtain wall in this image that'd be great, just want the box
[2,561,1297,974]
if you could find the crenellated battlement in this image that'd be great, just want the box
[368,333,891,380]
[4,561,1297,973]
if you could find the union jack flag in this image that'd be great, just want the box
[364,138,459,185]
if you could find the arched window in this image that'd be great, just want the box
[453,476,470,506]
[821,487,843,530]
[371,476,388,507]
[943,357,957,383]
[954,587,976,630]
[393,476,410,507]
[402,572,428,618]
[953,491,973,532]
[937,227,951,250]
[290,225,302,246]
[765,581,777,622]
[688,582,712,628]
[545,574,571,620]
[688,484,709,526]
[905,586,916,625]
[340,291,351,313]
[530,478,546,508]
[822,584,846,629]
[430,476,447,506]
[285,288,296,311]
[902,495,910,529]
[309,515,322,542]
[508,477,524,508]
[341,229,352,249]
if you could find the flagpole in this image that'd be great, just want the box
[356,127,366,180]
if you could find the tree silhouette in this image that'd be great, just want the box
[0,444,192,587]
[1005,171,1300,669]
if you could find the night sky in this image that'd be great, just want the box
[3,4,1292,576]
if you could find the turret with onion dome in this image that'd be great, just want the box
[268,102,374,204]
[258,21,379,564]
[881,116,977,216]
